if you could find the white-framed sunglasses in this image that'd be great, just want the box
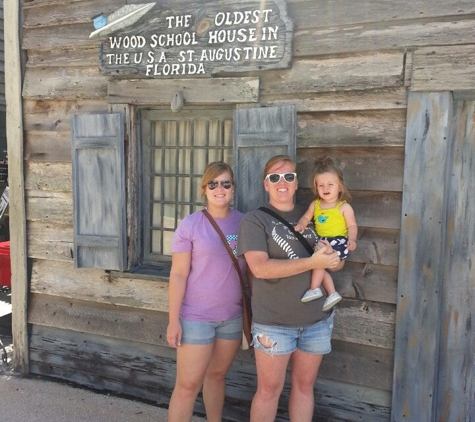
[265,172,297,184]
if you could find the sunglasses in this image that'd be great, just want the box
[265,172,297,184]
[207,180,232,190]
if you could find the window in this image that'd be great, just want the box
[140,108,234,264]
[71,105,294,272]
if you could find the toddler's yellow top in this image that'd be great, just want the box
[313,199,348,237]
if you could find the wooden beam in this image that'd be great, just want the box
[5,0,29,373]
[107,77,259,105]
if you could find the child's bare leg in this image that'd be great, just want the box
[309,268,325,290]
[321,270,336,295]
[322,269,343,311]
[301,268,325,302]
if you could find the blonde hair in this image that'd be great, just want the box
[263,155,297,179]
[311,157,352,202]
[200,161,235,198]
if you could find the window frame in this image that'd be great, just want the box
[135,106,235,269]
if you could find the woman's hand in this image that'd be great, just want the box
[312,245,341,270]
[166,321,182,348]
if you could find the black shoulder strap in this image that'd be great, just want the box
[258,207,314,256]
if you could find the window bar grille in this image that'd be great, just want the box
[190,118,195,214]
[173,119,180,231]
[159,121,166,255]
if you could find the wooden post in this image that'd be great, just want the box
[4,0,29,372]
[391,92,453,421]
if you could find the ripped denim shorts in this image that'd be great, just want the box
[251,311,334,356]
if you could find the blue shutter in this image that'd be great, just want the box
[233,105,297,213]
[71,113,126,270]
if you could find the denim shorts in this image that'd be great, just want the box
[180,314,243,345]
[252,311,334,355]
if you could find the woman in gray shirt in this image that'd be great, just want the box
[237,155,342,422]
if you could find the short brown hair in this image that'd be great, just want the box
[263,155,296,180]
[311,157,352,202]
[200,161,235,198]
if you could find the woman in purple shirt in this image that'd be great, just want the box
[166,161,245,422]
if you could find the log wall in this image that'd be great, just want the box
[18,0,475,420]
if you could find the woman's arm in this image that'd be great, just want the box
[166,251,191,347]
[244,246,340,280]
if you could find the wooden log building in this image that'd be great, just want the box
[4,0,475,421]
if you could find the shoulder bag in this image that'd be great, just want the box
[202,209,253,350]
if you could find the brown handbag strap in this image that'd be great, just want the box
[202,209,247,293]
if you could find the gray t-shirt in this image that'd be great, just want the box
[237,204,330,327]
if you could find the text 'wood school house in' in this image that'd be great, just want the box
[4,0,474,421]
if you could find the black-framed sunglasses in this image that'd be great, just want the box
[207,180,233,190]
[265,172,297,184]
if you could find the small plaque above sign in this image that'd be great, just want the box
[95,0,293,78]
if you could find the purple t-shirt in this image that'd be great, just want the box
[172,208,245,322]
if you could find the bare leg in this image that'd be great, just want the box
[320,270,336,295]
[288,349,323,422]
[250,336,291,422]
[202,338,241,422]
[309,268,325,290]
[168,343,214,422]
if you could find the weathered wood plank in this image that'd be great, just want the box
[334,262,398,305]
[321,340,394,391]
[23,0,101,8]
[294,17,475,56]
[333,301,395,350]
[297,147,404,192]
[261,54,404,95]
[392,92,453,422]
[262,87,408,112]
[23,0,123,28]
[27,45,99,68]
[411,45,475,92]
[25,130,72,162]
[288,0,475,29]
[23,67,107,100]
[108,78,259,104]
[24,99,108,131]
[26,191,73,224]
[28,293,170,347]
[351,227,400,267]
[298,190,402,230]
[29,325,392,421]
[30,259,168,312]
[296,109,407,148]
[436,100,475,421]
[22,23,93,49]
[28,222,73,262]
[26,161,72,191]
[24,0,475,26]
